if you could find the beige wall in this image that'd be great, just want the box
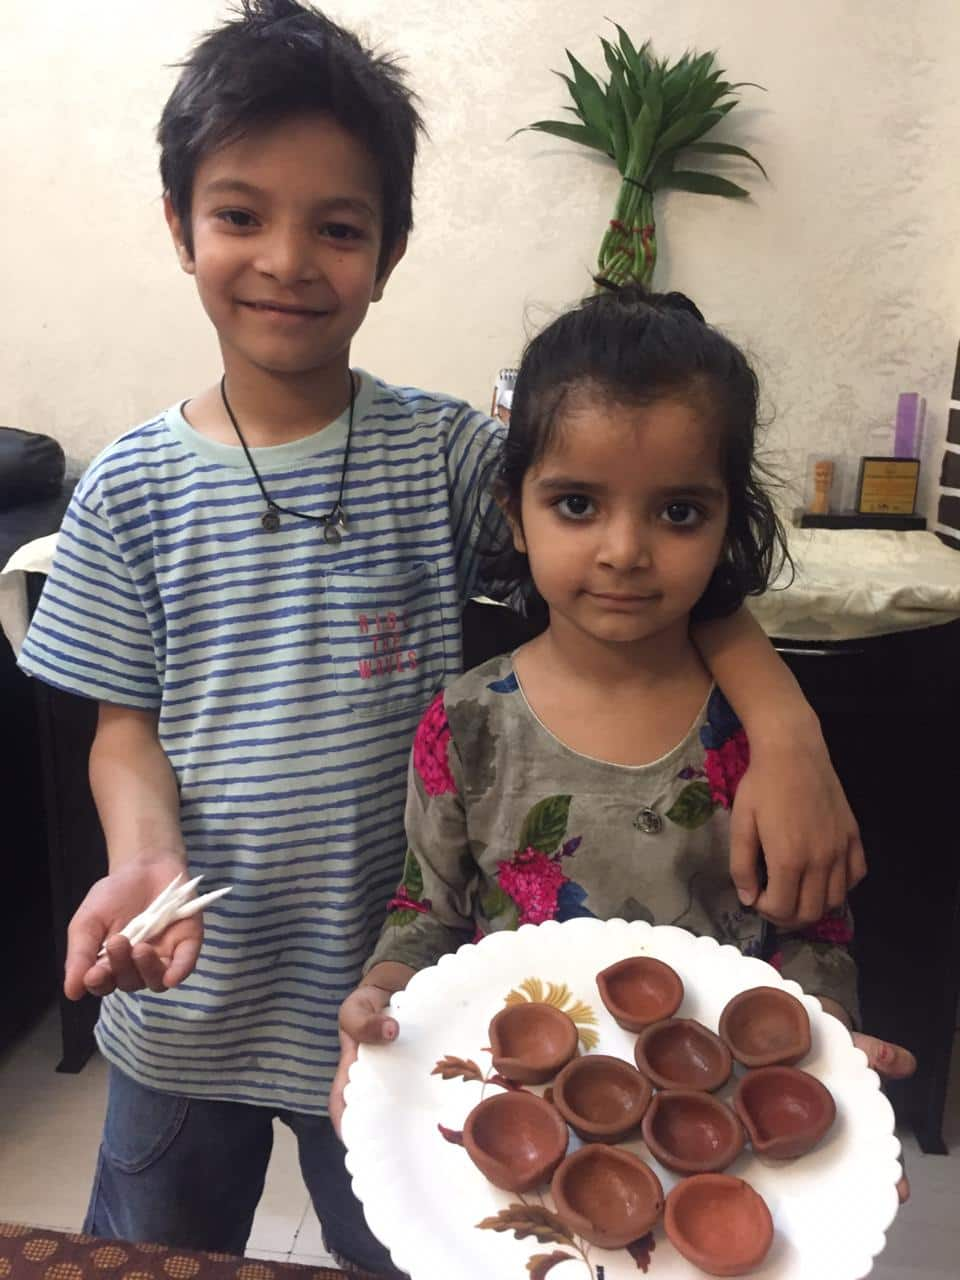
[2,0,959,516]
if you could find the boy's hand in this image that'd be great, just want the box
[331,982,401,1139]
[730,732,867,928]
[65,855,201,999]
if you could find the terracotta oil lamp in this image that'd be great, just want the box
[552,1054,652,1143]
[719,986,811,1068]
[488,1002,579,1085]
[551,1145,664,1250]
[596,956,684,1032]
[733,1065,836,1159]
[462,1092,569,1193]
[665,1174,774,1276]
[634,1018,732,1092]
[642,1089,745,1175]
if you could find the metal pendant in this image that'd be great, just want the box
[331,503,349,532]
[261,505,281,532]
[323,521,342,546]
[633,807,663,835]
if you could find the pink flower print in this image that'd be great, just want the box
[412,691,457,797]
[704,728,750,809]
[802,913,854,947]
[496,847,567,926]
[386,885,433,915]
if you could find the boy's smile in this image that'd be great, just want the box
[511,395,730,653]
[166,113,404,390]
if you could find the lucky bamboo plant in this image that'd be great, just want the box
[521,25,766,288]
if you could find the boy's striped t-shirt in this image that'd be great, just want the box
[19,370,503,1113]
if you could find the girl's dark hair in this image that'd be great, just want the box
[158,0,423,276]
[483,284,790,628]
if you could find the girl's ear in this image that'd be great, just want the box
[497,495,527,554]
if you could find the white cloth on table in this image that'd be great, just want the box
[748,528,960,641]
[0,533,57,655]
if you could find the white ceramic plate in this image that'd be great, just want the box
[342,919,901,1279]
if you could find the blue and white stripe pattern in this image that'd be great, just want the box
[20,371,503,1112]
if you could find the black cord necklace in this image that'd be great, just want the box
[219,372,356,545]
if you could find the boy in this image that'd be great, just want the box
[20,1,866,1272]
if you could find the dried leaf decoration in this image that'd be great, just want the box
[504,977,600,1051]
[527,1252,577,1278]
[476,1203,575,1247]
[436,1123,464,1146]
[626,1232,657,1272]
[431,1055,484,1083]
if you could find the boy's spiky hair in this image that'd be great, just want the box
[158,0,423,274]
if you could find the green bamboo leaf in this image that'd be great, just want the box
[662,61,695,115]
[614,25,651,90]
[566,50,610,136]
[661,170,751,198]
[652,109,720,157]
[518,119,611,155]
[683,78,734,117]
[644,64,664,135]
[553,70,579,100]
[553,71,591,127]
[688,50,718,84]
[614,22,640,67]
[686,141,768,178]
[601,37,625,79]
[606,81,629,170]
[610,60,640,126]
[625,102,656,177]
[647,149,677,190]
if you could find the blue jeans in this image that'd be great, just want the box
[84,1067,402,1276]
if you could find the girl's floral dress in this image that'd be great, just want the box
[366,654,858,1021]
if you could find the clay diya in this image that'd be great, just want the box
[642,1089,745,1175]
[634,1018,732,1092]
[596,955,684,1032]
[488,1002,579,1084]
[552,1054,653,1143]
[551,1145,664,1250]
[733,1065,836,1159]
[665,1174,774,1277]
[719,986,811,1068]
[462,1092,568,1193]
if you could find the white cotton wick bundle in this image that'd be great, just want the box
[96,873,233,961]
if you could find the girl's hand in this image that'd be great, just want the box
[730,729,867,928]
[331,983,400,1139]
[852,1030,917,1204]
[820,998,915,1204]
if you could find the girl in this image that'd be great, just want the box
[334,287,914,1184]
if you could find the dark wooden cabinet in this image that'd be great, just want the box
[777,619,960,1154]
[29,645,104,1072]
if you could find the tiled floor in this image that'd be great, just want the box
[0,1008,338,1269]
[2,1005,959,1277]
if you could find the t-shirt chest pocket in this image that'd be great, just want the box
[324,563,447,715]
